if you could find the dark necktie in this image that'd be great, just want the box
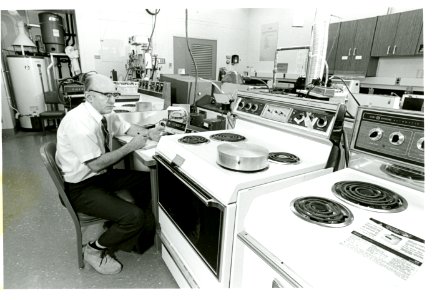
[101,117,111,153]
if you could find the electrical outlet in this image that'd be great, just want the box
[395,77,401,85]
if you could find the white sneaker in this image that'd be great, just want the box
[83,244,122,275]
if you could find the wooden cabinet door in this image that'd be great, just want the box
[371,13,400,57]
[350,17,377,75]
[334,20,357,72]
[392,9,423,56]
[326,22,340,74]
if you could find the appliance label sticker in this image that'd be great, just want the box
[340,218,424,280]
[53,29,60,37]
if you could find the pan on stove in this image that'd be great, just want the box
[217,143,269,172]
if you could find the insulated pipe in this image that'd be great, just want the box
[308,53,329,86]
[47,53,55,91]
[272,45,310,90]
[65,14,71,46]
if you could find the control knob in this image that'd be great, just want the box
[244,102,252,110]
[251,104,259,112]
[295,112,305,122]
[389,132,405,145]
[369,128,383,141]
[316,116,328,128]
[238,100,245,109]
[417,137,424,151]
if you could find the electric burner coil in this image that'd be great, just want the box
[210,133,246,142]
[332,181,408,213]
[290,196,354,227]
[178,135,210,145]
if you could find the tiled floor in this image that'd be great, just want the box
[2,129,178,289]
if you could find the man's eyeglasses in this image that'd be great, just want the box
[88,89,121,100]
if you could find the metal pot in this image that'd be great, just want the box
[217,143,269,172]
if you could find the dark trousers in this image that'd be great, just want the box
[66,169,155,253]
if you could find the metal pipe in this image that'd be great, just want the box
[47,53,55,91]
[69,14,76,46]
[272,45,310,90]
[65,13,71,46]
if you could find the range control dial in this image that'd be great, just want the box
[369,128,383,141]
[244,102,252,110]
[389,132,405,145]
[295,113,305,122]
[251,104,259,112]
[316,117,328,128]
[417,137,424,151]
[238,100,245,109]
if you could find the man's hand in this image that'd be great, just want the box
[148,125,165,142]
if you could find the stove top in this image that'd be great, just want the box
[156,122,333,205]
[332,180,408,213]
[242,168,424,287]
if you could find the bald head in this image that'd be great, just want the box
[84,73,116,93]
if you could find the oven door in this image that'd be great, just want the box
[154,155,225,278]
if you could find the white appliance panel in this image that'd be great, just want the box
[7,56,49,128]
[156,123,332,205]
[242,168,424,287]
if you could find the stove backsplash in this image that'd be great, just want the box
[348,107,424,192]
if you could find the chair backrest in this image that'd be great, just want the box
[40,142,79,221]
[44,91,63,105]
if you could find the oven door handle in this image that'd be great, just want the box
[154,155,223,209]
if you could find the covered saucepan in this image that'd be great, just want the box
[217,143,269,172]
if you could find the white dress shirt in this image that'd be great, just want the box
[55,101,131,183]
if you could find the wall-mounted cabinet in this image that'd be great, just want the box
[332,17,378,76]
[371,9,423,57]
[326,22,340,74]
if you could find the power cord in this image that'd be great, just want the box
[342,127,350,168]
[185,9,198,111]
[329,75,361,106]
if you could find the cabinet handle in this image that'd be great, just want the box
[348,48,351,56]
[393,45,397,55]
[353,48,357,55]
[387,45,391,55]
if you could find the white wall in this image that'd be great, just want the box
[75,8,250,80]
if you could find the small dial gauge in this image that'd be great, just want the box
[251,104,259,112]
[317,117,328,128]
[389,132,405,145]
[369,128,383,141]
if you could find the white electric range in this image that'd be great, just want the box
[232,106,424,288]
[153,91,347,288]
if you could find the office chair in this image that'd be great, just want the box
[39,91,65,136]
[40,141,106,269]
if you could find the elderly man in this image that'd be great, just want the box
[56,73,162,275]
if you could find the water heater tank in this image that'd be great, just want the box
[38,12,65,53]
[6,56,50,129]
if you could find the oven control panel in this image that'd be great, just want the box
[353,109,424,166]
[235,95,336,133]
